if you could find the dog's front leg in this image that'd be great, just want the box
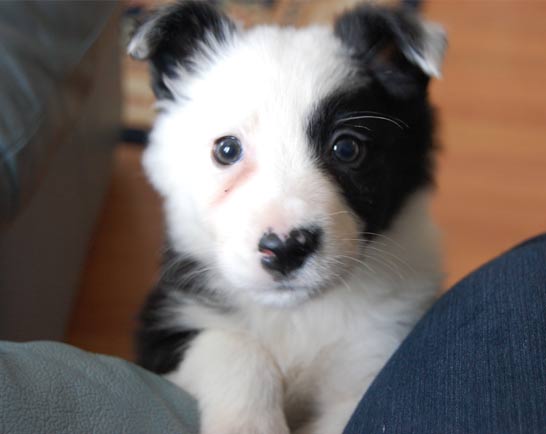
[166,329,289,434]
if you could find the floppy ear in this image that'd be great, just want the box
[334,5,446,96]
[128,1,237,100]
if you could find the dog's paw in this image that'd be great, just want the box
[201,413,289,434]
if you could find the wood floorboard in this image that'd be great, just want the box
[66,1,546,361]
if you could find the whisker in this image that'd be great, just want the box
[361,252,405,282]
[352,243,414,272]
[344,124,372,132]
[336,274,352,294]
[334,238,391,249]
[361,245,416,275]
[341,111,409,128]
[325,210,352,218]
[360,232,408,251]
[337,115,406,131]
[334,254,377,275]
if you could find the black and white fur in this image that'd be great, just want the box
[129,2,446,433]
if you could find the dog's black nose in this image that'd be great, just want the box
[258,227,322,277]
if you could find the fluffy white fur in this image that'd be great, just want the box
[165,191,442,434]
[138,13,444,434]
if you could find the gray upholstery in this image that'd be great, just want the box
[0,1,117,219]
[0,1,121,340]
[0,341,199,434]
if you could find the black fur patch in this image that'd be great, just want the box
[132,1,236,99]
[136,287,199,375]
[136,249,222,375]
[306,6,438,236]
[307,84,435,237]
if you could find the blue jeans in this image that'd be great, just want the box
[344,234,546,434]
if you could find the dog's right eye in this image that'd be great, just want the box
[213,136,243,166]
[330,131,368,166]
[332,136,360,163]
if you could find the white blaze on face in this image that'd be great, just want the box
[143,25,362,306]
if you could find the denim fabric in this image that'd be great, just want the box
[344,234,546,434]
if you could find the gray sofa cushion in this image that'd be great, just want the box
[0,1,117,221]
[0,341,199,434]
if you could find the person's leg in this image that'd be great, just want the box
[344,234,546,434]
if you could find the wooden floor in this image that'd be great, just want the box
[66,1,546,361]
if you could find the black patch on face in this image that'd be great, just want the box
[307,83,436,237]
[136,248,227,375]
[130,1,236,99]
[306,5,440,237]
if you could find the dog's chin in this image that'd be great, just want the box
[246,270,336,308]
[248,284,320,308]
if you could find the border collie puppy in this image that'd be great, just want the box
[129,2,446,433]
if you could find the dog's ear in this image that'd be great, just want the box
[128,1,237,100]
[335,5,446,97]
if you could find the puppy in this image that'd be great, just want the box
[128,2,446,433]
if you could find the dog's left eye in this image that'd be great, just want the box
[213,136,243,166]
[332,136,363,163]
